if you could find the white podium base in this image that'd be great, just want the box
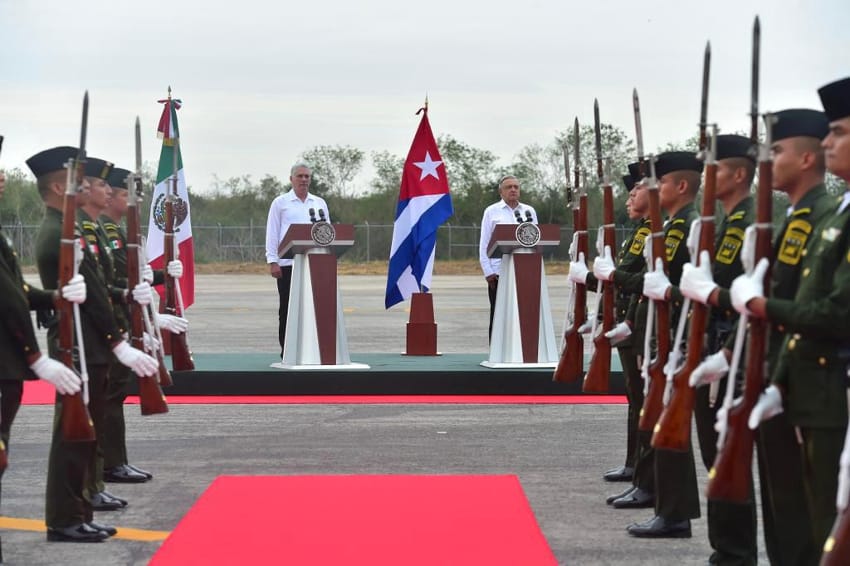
[270,361,371,371]
[479,361,557,369]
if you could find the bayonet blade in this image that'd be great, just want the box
[134,116,142,173]
[573,117,581,192]
[699,41,711,152]
[562,143,573,208]
[0,135,4,156]
[593,99,603,183]
[79,91,89,158]
[750,16,760,143]
[633,88,645,176]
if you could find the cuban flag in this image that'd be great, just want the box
[384,106,453,309]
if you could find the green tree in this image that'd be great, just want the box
[300,145,364,199]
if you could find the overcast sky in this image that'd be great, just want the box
[1,0,847,194]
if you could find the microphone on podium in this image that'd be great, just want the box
[318,209,327,221]
[514,209,523,223]
[524,210,533,222]
[308,208,317,223]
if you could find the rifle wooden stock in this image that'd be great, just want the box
[583,182,616,393]
[821,508,850,566]
[554,192,587,382]
[162,180,194,371]
[127,178,168,415]
[638,179,670,433]
[706,152,772,503]
[653,161,717,451]
[58,163,96,442]
[0,440,7,473]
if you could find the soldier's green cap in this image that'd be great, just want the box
[818,77,850,122]
[716,134,755,163]
[25,146,77,178]
[84,158,114,180]
[771,109,829,141]
[107,167,132,188]
[653,151,703,178]
[627,162,643,183]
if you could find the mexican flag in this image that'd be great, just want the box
[146,92,195,308]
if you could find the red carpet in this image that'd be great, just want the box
[150,475,557,565]
[21,380,625,405]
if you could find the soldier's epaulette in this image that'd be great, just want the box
[81,220,97,231]
[671,218,686,225]
[728,210,747,222]
[791,207,811,217]
[102,221,119,231]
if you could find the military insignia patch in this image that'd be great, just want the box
[716,227,745,265]
[629,226,651,256]
[777,219,812,266]
[665,229,684,261]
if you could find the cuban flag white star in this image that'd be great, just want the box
[413,151,443,181]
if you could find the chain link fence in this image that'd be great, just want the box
[8,222,632,265]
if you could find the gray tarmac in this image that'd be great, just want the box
[6,274,766,565]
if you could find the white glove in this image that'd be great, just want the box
[141,263,154,284]
[132,282,155,306]
[113,341,159,377]
[664,350,682,378]
[747,385,784,429]
[142,332,160,353]
[837,427,850,511]
[714,397,742,435]
[604,322,632,345]
[29,355,82,395]
[643,258,671,300]
[680,250,717,304]
[592,246,616,281]
[60,274,87,304]
[730,257,769,315]
[689,350,730,388]
[167,259,184,278]
[577,318,594,334]
[156,313,189,334]
[568,233,578,259]
[568,253,589,284]
[740,225,757,274]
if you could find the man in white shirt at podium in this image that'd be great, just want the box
[478,175,538,342]
[265,163,330,358]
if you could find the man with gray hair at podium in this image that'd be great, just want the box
[478,175,539,342]
[265,163,330,359]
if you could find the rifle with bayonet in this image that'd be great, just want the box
[583,100,616,393]
[57,93,96,442]
[127,117,169,415]
[707,16,771,503]
[554,118,587,382]
[160,88,194,371]
[652,42,717,451]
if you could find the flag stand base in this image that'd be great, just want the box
[404,292,439,356]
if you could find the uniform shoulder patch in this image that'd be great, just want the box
[777,219,812,266]
[81,220,96,232]
[791,207,811,217]
[629,226,651,256]
[715,226,745,265]
[728,211,747,222]
[665,229,685,261]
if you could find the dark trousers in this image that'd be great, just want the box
[799,426,846,552]
[619,345,643,469]
[0,380,22,562]
[695,375,758,566]
[633,430,656,493]
[46,363,108,528]
[756,414,817,566]
[276,266,293,357]
[487,279,498,342]
[101,360,132,471]
[654,445,700,521]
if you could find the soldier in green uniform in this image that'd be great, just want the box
[626,151,703,537]
[28,146,159,542]
[739,78,850,555]
[0,167,84,558]
[646,135,758,564]
[687,109,832,565]
[571,163,653,505]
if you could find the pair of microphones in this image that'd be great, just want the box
[308,208,326,223]
[514,209,532,223]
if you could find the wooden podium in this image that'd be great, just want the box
[272,223,368,370]
[481,223,560,368]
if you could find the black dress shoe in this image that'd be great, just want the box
[612,487,655,509]
[627,515,691,538]
[88,522,117,537]
[603,465,634,482]
[125,463,153,480]
[606,485,636,505]
[90,491,127,511]
[47,523,109,542]
[104,464,149,483]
